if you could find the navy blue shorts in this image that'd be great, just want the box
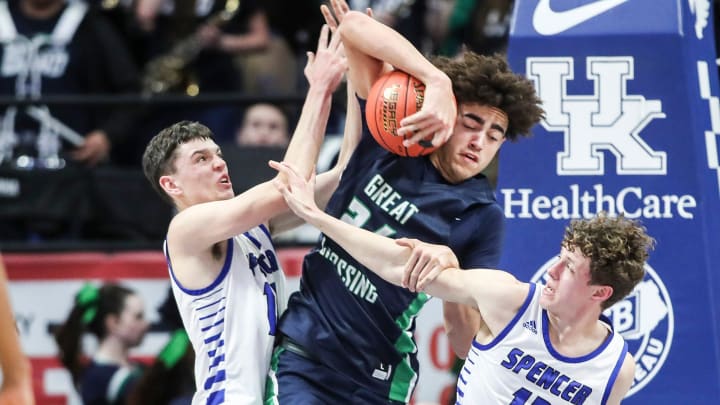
[267,346,406,404]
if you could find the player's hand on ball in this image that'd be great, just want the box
[399,74,456,148]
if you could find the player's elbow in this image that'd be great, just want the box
[338,11,371,42]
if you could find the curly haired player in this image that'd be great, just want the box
[267,1,544,403]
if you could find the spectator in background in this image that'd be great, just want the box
[0,254,35,405]
[235,103,290,148]
[55,283,149,405]
[0,0,141,168]
[350,0,429,51]
[134,0,271,142]
[432,0,514,57]
[126,288,194,405]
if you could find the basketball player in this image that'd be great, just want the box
[268,1,544,403]
[271,160,653,405]
[141,25,348,404]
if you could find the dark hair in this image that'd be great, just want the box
[562,214,655,309]
[54,283,136,385]
[126,329,195,405]
[142,121,215,205]
[430,52,544,141]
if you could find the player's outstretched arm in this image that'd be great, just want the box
[277,23,347,180]
[0,257,34,405]
[270,160,528,320]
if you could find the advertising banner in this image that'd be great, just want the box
[2,250,454,404]
[502,1,720,403]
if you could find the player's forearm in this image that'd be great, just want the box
[282,86,334,178]
[443,301,481,358]
[339,11,449,87]
[305,209,408,285]
[0,263,31,387]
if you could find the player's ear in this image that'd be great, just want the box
[591,285,613,302]
[159,175,181,196]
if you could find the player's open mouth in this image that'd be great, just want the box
[462,153,478,162]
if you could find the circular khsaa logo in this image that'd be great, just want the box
[531,257,673,397]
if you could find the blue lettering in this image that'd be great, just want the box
[571,386,592,405]
[550,375,570,396]
[526,361,547,383]
[561,381,581,401]
[512,355,536,374]
[501,348,525,369]
[536,367,559,389]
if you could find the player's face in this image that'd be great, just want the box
[112,294,149,348]
[540,246,595,314]
[165,138,234,208]
[430,104,507,184]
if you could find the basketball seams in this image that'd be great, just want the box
[366,70,436,158]
[368,72,396,154]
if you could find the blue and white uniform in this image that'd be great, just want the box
[166,224,285,405]
[457,283,628,405]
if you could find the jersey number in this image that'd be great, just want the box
[340,197,396,237]
[510,388,550,405]
[263,282,277,336]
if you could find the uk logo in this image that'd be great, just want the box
[531,258,674,397]
[527,56,666,176]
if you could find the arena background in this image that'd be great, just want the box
[2,0,720,404]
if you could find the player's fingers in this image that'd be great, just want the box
[305,51,315,69]
[395,238,416,249]
[320,5,338,31]
[317,24,330,49]
[402,248,421,289]
[417,265,442,291]
[399,109,436,127]
[333,0,350,20]
[407,254,430,292]
[366,7,373,18]
[402,121,445,147]
[328,27,342,50]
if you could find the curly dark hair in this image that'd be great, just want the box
[430,52,544,141]
[142,121,214,205]
[562,214,655,309]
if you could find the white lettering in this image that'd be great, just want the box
[501,185,696,220]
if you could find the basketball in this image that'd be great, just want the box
[365,70,437,157]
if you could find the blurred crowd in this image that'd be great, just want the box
[0,0,515,245]
[0,0,515,169]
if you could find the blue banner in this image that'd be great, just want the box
[502,0,720,403]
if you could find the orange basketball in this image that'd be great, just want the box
[365,70,437,157]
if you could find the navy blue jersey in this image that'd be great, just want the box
[278,98,505,402]
[80,360,142,405]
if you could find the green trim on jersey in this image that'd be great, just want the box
[264,347,284,405]
[389,292,430,402]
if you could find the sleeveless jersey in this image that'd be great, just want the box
[457,283,628,405]
[279,98,505,402]
[166,224,285,405]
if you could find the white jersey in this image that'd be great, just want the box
[457,283,627,405]
[166,224,286,405]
